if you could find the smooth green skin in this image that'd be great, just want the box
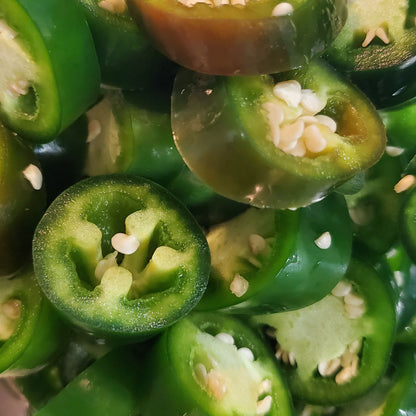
[0,123,46,276]
[198,193,352,313]
[34,347,145,416]
[76,0,175,90]
[32,115,89,203]
[325,0,416,109]
[0,0,100,142]
[139,312,293,416]
[33,175,211,340]
[379,99,416,161]
[172,61,386,209]
[129,0,346,75]
[268,260,396,406]
[0,268,64,376]
[401,188,416,265]
[346,153,405,256]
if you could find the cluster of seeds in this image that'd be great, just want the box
[361,26,390,47]
[229,233,272,297]
[317,339,362,385]
[331,280,366,320]
[0,298,22,341]
[263,80,337,158]
[194,332,273,415]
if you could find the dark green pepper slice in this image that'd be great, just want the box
[75,0,175,90]
[32,175,210,340]
[0,0,101,142]
[0,123,45,276]
[198,193,352,312]
[325,0,416,109]
[33,347,145,416]
[33,115,89,203]
[252,260,396,406]
[0,267,64,377]
[128,0,346,75]
[172,60,386,209]
[138,312,293,415]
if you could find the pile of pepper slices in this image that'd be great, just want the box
[1,0,416,414]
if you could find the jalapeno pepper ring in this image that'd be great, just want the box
[32,175,210,340]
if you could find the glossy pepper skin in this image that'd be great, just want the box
[172,60,386,209]
[128,0,347,76]
[0,267,64,377]
[33,347,146,416]
[32,175,211,340]
[0,123,46,276]
[198,193,352,312]
[138,312,293,416]
[0,0,101,142]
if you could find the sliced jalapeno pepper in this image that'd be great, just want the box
[0,123,46,276]
[75,0,175,90]
[32,175,210,340]
[198,193,352,312]
[252,260,396,405]
[138,312,293,415]
[325,0,416,109]
[0,0,101,142]
[128,0,347,75]
[0,267,64,377]
[172,60,386,209]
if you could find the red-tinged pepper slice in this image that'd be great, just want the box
[252,260,396,406]
[32,175,210,340]
[172,60,386,209]
[139,312,293,415]
[0,0,101,142]
[128,0,347,75]
[0,267,64,377]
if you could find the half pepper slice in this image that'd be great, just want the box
[0,0,101,142]
[138,312,293,415]
[128,0,347,75]
[32,175,210,340]
[198,193,352,312]
[172,60,386,209]
[0,267,63,377]
[252,259,396,405]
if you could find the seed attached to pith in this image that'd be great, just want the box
[344,303,366,319]
[230,274,249,297]
[111,233,140,255]
[258,379,272,395]
[216,332,235,345]
[318,357,341,377]
[98,0,127,13]
[1,299,22,320]
[315,115,337,133]
[194,363,208,386]
[300,89,326,114]
[335,365,356,385]
[304,125,327,153]
[248,234,267,255]
[207,370,227,399]
[256,395,272,415]
[237,347,255,362]
[7,79,30,97]
[273,80,302,108]
[331,281,352,297]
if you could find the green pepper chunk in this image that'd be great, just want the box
[0,123,45,276]
[0,0,101,142]
[75,0,175,90]
[128,0,347,75]
[172,60,386,209]
[0,267,64,377]
[325,0,416,109]
[253,260,396,406]
[199,193,352,312]
[138,312,293,415]
[32,175,210,340]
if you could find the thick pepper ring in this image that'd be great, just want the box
[32,175,211,340]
